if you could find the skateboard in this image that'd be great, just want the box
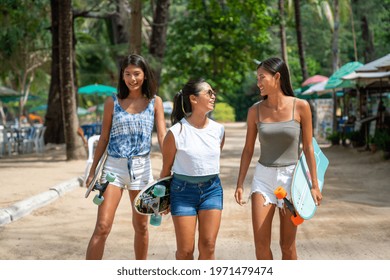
[85,150,115,205]
[275,137,329,226]
[133,176,172,226]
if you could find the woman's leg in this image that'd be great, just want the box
[130,190,149,260]
[279,207,298,260]
[172,215,197,260]
[86,185,123,259]
[197,209,222,260]
[251,193,276,260]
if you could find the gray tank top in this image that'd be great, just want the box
[257,98,302,167]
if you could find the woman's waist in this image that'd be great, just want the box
[172,173,219,186]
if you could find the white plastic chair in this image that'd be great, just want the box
[35,126,46,153]
[0,126,12,157]
[83,135,100,185]
[21,126,37,154]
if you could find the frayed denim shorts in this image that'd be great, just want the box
[101,155,153,191]
[170,175,223,216]
[250,162,295,208]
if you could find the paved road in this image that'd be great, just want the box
[0,122,389,260]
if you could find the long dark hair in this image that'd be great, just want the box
[257,57,295,98]
[171,78,206,125]
[117,54,157,99]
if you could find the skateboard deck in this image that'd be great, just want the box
[85,149,108,199]
[290,137,329,220]
[133,176,172,216]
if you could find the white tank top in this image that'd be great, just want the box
[170,118,224,176]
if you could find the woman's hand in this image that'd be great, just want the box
[311,187,322,206]
[84,169,96,188]
[234,186,246,206]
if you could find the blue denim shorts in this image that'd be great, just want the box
[170,175,223,216]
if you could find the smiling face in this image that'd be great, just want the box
[122,64,145,93]
[257,67,279,97]
[194,82,216,111]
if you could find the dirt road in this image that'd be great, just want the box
[0,122,389,260]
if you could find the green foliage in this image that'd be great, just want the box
[0,0,51,86]
[326,131,340,144]
[161,0,271,110]
[213,102,235,122]
[0,0,389,120]
[372,130,390,151]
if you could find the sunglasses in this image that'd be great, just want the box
[201,89,217,98]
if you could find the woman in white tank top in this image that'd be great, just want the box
[235,57,322,260]
[160,78,225,260]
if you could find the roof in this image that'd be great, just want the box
[356,53,390,72]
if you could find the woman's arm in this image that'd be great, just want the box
[235,104,258,205]
[298,99,322,205]
[160,131,176,178]
[154,96,167,153]
[85,97,114,187]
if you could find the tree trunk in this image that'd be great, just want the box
[149,0,170,85]
[293,0,308,81]
[46,0,65,144]
[331,0,340,71]
[278,0,288,64]
[130,0,142,54]
[349,1,358,61]
[58,0,86,160]
[361,15,375,63]
[110,0,130,65]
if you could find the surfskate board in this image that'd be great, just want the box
[275,137,329,226]
[85,149,115,205]
[133,176,172,226]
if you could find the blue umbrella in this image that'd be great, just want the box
[78,84,117,96]
[325,62,364,90]
[29,104,90,116]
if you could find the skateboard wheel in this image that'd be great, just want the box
[291,214,304,226]
[93,194,104,205]
[274,186,287,199]
[150,214,162,226]
[153,184,166,197]
[106,172,116,182]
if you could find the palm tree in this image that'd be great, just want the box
[130,0,142,54]
[58,0,86,159]
[279,0,288,64]
[293,0,309,81]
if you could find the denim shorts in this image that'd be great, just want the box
[101,155,153,191]
[170,175,223,216]
[250,162,295,208]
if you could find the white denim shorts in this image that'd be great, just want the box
[101,155,153,191]
[250,162,296,208]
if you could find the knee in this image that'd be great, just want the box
[199,238,216,254]
[176,249,194,260]
[279,239,297,258]
[94,221,112,239]
[133,219,148,235]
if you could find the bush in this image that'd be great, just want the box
[372,130,390,151]
[213,102,235,122]
[326,131,340,145]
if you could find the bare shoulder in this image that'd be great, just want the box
[295,98,310,112]
[248,101,261,114]
[104,96,114,109]
[154,95,163,103]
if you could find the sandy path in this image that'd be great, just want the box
[0,122,389,260]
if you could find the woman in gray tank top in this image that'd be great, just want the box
[234,57,322,260]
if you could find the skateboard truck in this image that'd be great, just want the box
[274,186,304,226]
[149,184,166,226]
[92,172,116,206]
